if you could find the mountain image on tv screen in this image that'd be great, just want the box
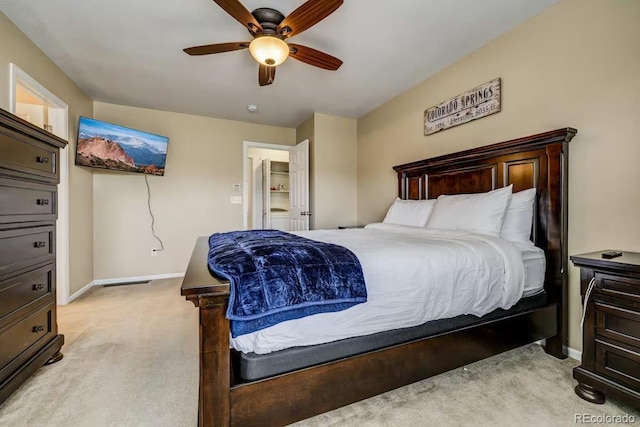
[75,116,169,176]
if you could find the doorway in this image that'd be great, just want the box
[10,64,70,305]
[243,142,291,230]
[242,140,310,231]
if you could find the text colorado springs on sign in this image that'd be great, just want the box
[424,78,501,136]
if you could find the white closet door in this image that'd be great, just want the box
[289,139,310,231]
[250,158,263,230]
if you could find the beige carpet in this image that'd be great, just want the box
[0,278,637,427]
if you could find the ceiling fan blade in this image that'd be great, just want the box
[259,64,276,86]
[288,44,343,71]
[183,42,249,56]
[213,0,263,34]
[278,0,343,38]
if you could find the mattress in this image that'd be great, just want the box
[231,224,532,355]
[517,242,546,297]
[237,291,548,381]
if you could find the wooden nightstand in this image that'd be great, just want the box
[338,225,365,229]
[570,251,640,408]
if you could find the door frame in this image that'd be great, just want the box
[242,141,292,230]
[9,64,70,305]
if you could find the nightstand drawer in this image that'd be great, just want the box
[596,302,640,348]
[595,339,640,391]
[596,272,640,305]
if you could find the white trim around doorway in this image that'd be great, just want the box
[9,63,71,305]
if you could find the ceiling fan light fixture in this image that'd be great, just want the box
[249,36,289,67]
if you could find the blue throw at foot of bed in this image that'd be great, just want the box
[208,230,367,337]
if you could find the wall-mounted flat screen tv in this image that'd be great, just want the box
[75,116,169,176]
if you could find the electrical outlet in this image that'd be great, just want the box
[151,248,160,257]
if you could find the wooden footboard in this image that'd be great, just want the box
[182,128,576,426]
[182,237,231,426]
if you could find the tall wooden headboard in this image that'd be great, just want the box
[393,128,577,357]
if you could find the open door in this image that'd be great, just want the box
[289,139,310,231]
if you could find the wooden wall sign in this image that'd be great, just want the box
[424,78,501,136]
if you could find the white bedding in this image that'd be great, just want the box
[231,223,529,355]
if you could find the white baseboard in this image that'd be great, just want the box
[64,273,185,304]
[93,272,185,286]
[567,346,582,361]
[67,280,96,304]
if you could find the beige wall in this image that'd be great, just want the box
[296,113,358,230]
[313,114,358,229]
[357,0,640,351]
[0,13,94,297]
[92,102,296,280]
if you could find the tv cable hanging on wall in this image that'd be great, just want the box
[145,173,164,253]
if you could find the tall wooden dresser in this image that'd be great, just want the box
[0,108,65,404]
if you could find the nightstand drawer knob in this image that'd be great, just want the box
[32,325,45,333]
[36,198,49,206]
[32,284,45,291]
[36,156,49,164]
[34,241,47,248]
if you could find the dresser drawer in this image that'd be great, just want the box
[0,178,57,223]
[0,129,57,181]
[596,272,640,305]
[0,264,54,324]
[0,303,55,372]
[595,339,640,391]
[0,227,54,276]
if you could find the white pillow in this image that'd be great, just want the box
[426,185,513,236]
[500,188,536,243]
[383,198,436,227]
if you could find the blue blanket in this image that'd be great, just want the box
[207,230,367,337]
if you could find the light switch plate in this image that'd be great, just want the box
[230,196,242,204]
[233,184,242,192]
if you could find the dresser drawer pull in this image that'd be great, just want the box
[36,198,50,206]
[32,284,45,291]
[36,156,49,164]
[32,325,45,333]
[34,241,47,248]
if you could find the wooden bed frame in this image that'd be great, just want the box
[181,127,577,426]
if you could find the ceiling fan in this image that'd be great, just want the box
[183,0,344,86]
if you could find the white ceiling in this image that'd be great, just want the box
[0,0,557,127]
